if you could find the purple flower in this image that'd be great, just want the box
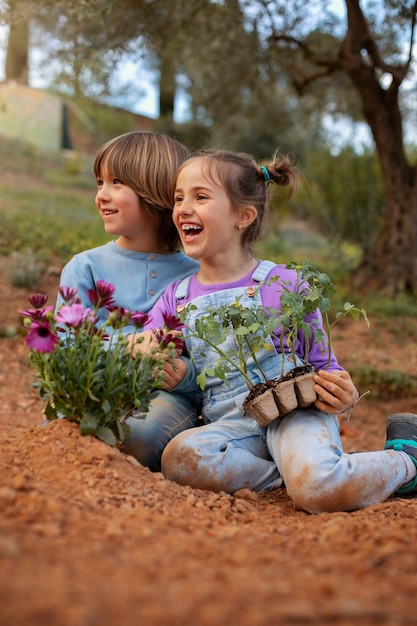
[153,328,184,353]
[131,312,150,329]
[106,306,132,328]
[162,313,185,331]
[87,281,116,308]
[59,286,81,305]
[28,293,49,309]
[20,304,54,322]
[26,321,59,353]
[56,304,95,328]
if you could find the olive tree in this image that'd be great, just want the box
[248,0,417,295]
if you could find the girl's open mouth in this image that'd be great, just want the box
[181,223,203,241]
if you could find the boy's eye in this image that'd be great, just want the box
[113,178,123,185]
[197,194,207,200]
[96,179,103,187]
[174,195,183,203]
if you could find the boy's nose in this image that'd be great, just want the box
[96,184,110,200]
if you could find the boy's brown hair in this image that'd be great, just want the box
[94,131,190,252]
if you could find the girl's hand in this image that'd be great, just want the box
[312,369,359,415]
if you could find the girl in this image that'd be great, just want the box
[55,131,201,472]
[142,148,417,513]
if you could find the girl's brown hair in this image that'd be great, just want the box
[178,149,298,251]
[94,131,190,252]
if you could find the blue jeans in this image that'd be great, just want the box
[121,390,202,472]
[162,407,408,513]
[162,420,282,493]
[267,409,407,513]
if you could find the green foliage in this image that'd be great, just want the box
[299,147,385,258]
[9,248,46,288]
[0,201,107,260]
[187,301,277,390]
[0,136,106,262]
[350,364,417,400]
[274,261,369,370]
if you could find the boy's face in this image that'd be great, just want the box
[95,165,159,251]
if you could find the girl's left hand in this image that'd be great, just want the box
[312,369,359,415]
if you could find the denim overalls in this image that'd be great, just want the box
[161,262,409,511]
[175,261,300,429]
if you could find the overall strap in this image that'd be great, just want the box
[175,275,192,301]
[175,261,276,299]
[251,260,276,283]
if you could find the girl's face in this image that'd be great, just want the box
[95,165,159,251]
[173,159,243,263]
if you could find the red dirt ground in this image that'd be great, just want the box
[1,257,417,626]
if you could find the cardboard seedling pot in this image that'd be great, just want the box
[243,367,318,427]
[244,387,280,426]
[294,372,317,408]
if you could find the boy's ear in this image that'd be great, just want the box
[238,205,258,229]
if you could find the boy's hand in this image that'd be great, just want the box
[157,357,187,391]
[312,369,359,415]
[126,331,159,359]
[127,330,183,360]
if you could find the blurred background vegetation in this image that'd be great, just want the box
[1,1,417,399]
[0,0,417,298]
[1,1,417,300]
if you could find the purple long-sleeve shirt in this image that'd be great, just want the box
[145,262,343,373]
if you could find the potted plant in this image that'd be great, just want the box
[181,262,368,426]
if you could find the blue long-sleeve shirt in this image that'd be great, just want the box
[56,240,199,336]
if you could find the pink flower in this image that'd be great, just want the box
[87,281,116,308]
[20,304,54,322]
[28,293,49,309]
[56,304,95,328]
[131,312,150,329]
[59,286,81,305]
[107,306,132,327]
[153,329,184,353]
[162,313,184,331]
[26,321,59,353]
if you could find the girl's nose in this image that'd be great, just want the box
[176,197,193,215]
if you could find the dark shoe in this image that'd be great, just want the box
[385,413,417,493]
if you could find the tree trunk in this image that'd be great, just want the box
[158,52,176,123]
[5,21,29,84]
[340,0,417,295]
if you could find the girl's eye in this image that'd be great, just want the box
[174,195,183,203]
[96,179,103,187]
[113,178,123,185]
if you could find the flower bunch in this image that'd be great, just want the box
[20,281,183,446]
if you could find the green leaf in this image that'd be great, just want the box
[80,414,100,436]
[44,402,58,421]
[96,425,117,446]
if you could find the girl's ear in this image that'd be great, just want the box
[238,205,258,229]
